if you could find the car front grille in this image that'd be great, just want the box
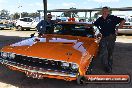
[1,54,78,75]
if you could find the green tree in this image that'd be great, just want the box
[61,7,78,17]
[28,12,39,18]
[0,9,10,19]
[12,12,40,19]
[21,12,29,17]
[13,12,20,19]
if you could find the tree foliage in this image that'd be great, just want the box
[61,7,78,17]
[28,12,40,18]
[0,9,10,19]
[0,9,40,20]
[13,12,20,19]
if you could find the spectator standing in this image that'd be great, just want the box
[36,14,55,35]
[94,7,125,73]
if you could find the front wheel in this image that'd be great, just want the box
[26,28,30,31]
[17,26,23,31]
[77,76,87,85]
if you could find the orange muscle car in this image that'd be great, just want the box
[0,21,100,84]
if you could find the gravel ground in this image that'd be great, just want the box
[0,30,132,88]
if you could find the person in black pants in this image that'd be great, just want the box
[94,7,126,73]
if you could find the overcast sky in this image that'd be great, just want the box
[0,0,132,16]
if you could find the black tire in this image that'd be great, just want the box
[0,28,4,30]
[77,76,87,85]
[26,29,30,31]
[17,26,23,31]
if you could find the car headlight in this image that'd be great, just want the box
[1,52,8,59]
[8,53,15,59]
[1,52,15,59]
[61,62,70,67]
[71,63,79,70]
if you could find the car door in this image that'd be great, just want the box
[30,20,39,28]
[22,18,32,28]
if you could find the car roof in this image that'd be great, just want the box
[57,21,93,26]
[19,17,32,19]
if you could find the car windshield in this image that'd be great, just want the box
[54,24,94,37]
[20,18,32,22]
[128,18,132,22]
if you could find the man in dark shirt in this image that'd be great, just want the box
[36,14,55,35]
[94,7,125,73]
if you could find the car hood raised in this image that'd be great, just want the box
[2,34,95,63]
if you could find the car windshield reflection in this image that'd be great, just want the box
[54,24,94,38]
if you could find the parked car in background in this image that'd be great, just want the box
[118,22,132,34]
[0,23,14,30]
[6,23,15,29]
[0,23,6,29]
[0,21,101,85]
[15,17,39,31]
[115,15,132,34]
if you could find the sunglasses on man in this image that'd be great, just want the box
[48,17,52,18]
